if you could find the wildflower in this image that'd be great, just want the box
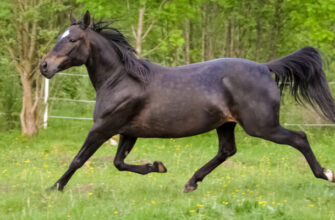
[2,169,7,174]
[24,159,30,163]
[67,215,71,218]
[222,201,229,205]
[189,210,196,213]
[309,204,315,207]
[259,201,267,205]
[151,200,156,205]
[114,211,118,214]
[197,204,204,208]
[88,192,93,196]
[284,200,287,203]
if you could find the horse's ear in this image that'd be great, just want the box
[70,11,76,24]
[83,10,90,29]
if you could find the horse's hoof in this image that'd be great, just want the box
[46,184,63,192]
[154,161,167,173]
[184,183,197,193]
[324,169,335,182]
[46,186,57,192]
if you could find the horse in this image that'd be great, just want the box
[40,11,335,192]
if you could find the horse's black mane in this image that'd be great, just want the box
[78,20,151,82]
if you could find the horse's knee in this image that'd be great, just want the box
[70,158,83,169]
[114,160,126,171]
[228,147,237,157]
[218,146,236,162]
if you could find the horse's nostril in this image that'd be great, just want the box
[42,61,47,69]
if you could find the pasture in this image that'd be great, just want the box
[1,114,335,219]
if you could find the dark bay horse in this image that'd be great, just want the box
[40,11,335,192]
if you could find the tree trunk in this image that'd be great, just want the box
[184,18,191,64]
[225,19,232,57]
[269,0,283,59]
[201,4,208,62]
[135,6,145,57]
[20,74,39,136]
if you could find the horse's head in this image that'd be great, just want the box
[40,11,91,78]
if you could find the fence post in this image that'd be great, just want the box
[43,78,49,129]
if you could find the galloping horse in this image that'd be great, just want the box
[40,11,335,192]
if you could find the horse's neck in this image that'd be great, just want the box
[85,34,123,91]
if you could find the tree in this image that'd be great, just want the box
[1,0,71,136]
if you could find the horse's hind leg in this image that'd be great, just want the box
[184,122,237,193]
[113,135,167,174]
[244,124,334,182]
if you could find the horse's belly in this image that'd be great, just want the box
[121,104,233,138]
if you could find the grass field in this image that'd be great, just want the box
[1,117,335,220]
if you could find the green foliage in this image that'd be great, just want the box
[0,66,21,131]
[0,1,335,127]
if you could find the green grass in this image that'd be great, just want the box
[1,118,335,220]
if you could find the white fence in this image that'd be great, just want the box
[43,72,95,128]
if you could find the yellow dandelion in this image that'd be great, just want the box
[309,204,315,207]
[114,211,118,214]
[24,159,30,163]
[284,200,287,203]
[197,204,204,208]
[67,215,71,218]
[89,166,94,170]
[189,210,196,213]
[151,200,156,205]
[258,201,267,205]
[221,201,229,205]
[2,169,7,174]
[88,192,93,196]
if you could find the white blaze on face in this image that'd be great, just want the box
[60,29,70,40]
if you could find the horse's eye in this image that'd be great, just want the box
[69,38,76,43]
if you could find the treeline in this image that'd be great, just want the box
[0,0,335,135]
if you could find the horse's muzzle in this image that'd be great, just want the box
[39,58,58,79]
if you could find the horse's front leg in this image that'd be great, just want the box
[113,135,167,174]
[49,124,112,191]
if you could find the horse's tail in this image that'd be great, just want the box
[265,46,335,123]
